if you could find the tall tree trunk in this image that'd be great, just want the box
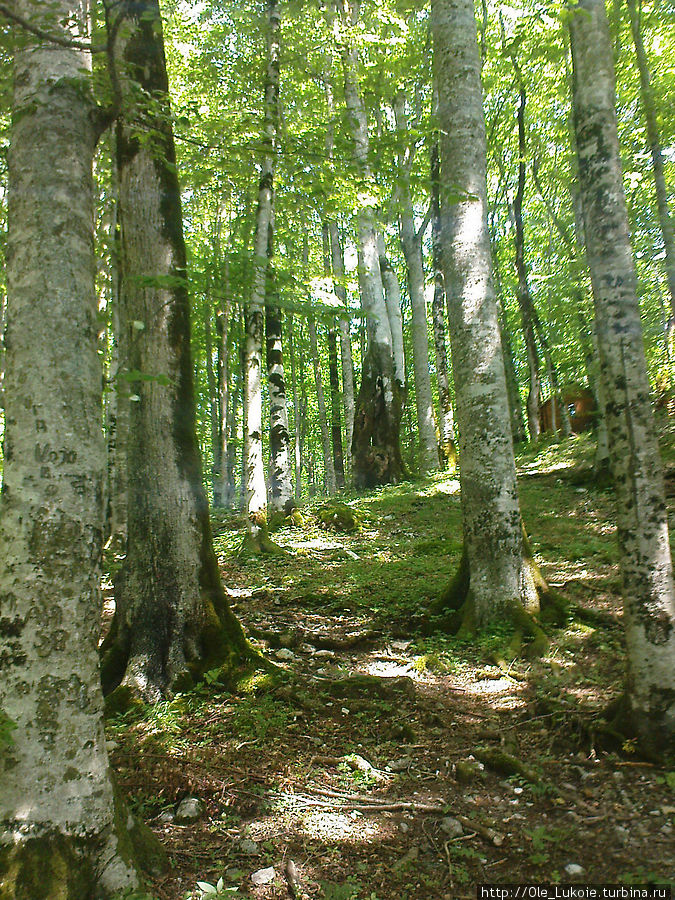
[308,314,337,495]
[321,224,346,488]
[512,85,541,442]
[328,220,356,477]
[377,232,406,391]
[0,3,143,891]
[203,283,221,505]
[0,286,6,412]
[335,0,404,489]
[288,313,303,501]
[101,0,250,701]
[265,274,295,514]
[216,298,234,508]
[242,0,281,551]
[431,0,553,642]
[394,92,439,474]
[626,0,675,319]
[570,0,675,753]
[430,139,458,467]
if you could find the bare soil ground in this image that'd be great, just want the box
[108,434,675,900]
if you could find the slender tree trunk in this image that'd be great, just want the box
[203,285,221,505]
[394,92,439,474]
[430,139,458,467]
[335,0,404,488]
[265,280,295,513]
[287,314,303,500]
[0,3,143,891]
[570,0,675,753]
[377,232,406,391]
[626,0,675,319]
[328,320,346,489]
[308,314,337,495]
[512,86,541,442]
[101,0,249,701]
[328,221,356,476]
[216,298,233,508]
[431,0,552,639]
[242,0,281,550]
[0,287,6,412]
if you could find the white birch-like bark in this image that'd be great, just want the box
[432,0,538,624]
[377,232,406,390]
[266,285,294,513]
[0,3,139,892]
[288,314,303,500]
[570,0,675,751]
[394,93,439,473]
[245,0,281,540]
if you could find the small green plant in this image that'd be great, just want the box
[0,709,17,749]
[320,878,363,900]
[183,877,244,898]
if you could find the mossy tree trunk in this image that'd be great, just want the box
[570,0,675,754]
[0,3,141,894]
[101,0,250,702]
[431,0,552,637]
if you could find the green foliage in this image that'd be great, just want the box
[0,709,17,749]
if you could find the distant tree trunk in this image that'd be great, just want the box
[570,0,675,754]
[203,285,221,505]
[216,299,234,508]
[512,86,541,441]
[321,224,346,488]
[626,0,675,319]
[394,92,439,474]
[265,279,294,514]
[431,0,555,645]
[328,221,356,474]
[377,232,406,391]
[242,0,281,551]
[0,287,6,411]
[430,139,457,467]
[288,313,303,500]
[308,314,337,495]
[101,0,250,701]
[335,0,404,488]
[0,2,144,892]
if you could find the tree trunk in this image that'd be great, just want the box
[512,86,541,442]
[328,220,356,477]
[216,300,234,508]
[203,284,221,505]
[431,0,550,637]
[626,0,675,320]
[308,314,337,495]
[377,232,406,391]
[101,0,250,702]
[288,313,303,501]
[0,4,143,892]
[321,224,346,488]
[335,0,404,489]
[394,92,439,474]
[0,284,6,412]
[242,0,281,551]
[430,139,458,467]
[265,286,295,514]
[570,0,675,753]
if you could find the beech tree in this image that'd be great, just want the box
[100,0,251,701]
[430,0,560,651]
[0,2,143,892]
[570,0,675,752]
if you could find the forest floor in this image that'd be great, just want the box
[107,427,675,900]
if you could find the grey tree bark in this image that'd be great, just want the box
[431,0,554,645]
[335,0,404,488]
[328,221,356,477]
[570,0,675,753]
[242,0,281,550]
[308,313,337,495]
[626,0,675,319]
[430,138,458,467]
[288,313,303,501]
[0,2,142,892]
[394,92,439,474]
[100,0,250,701]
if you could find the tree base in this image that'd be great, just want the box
[430,534,567,662]
[238,527,286,557]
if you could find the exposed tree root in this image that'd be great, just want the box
[238,523,286,557]
[430,528,567,661]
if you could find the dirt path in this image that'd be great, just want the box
[109,466,675,899]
